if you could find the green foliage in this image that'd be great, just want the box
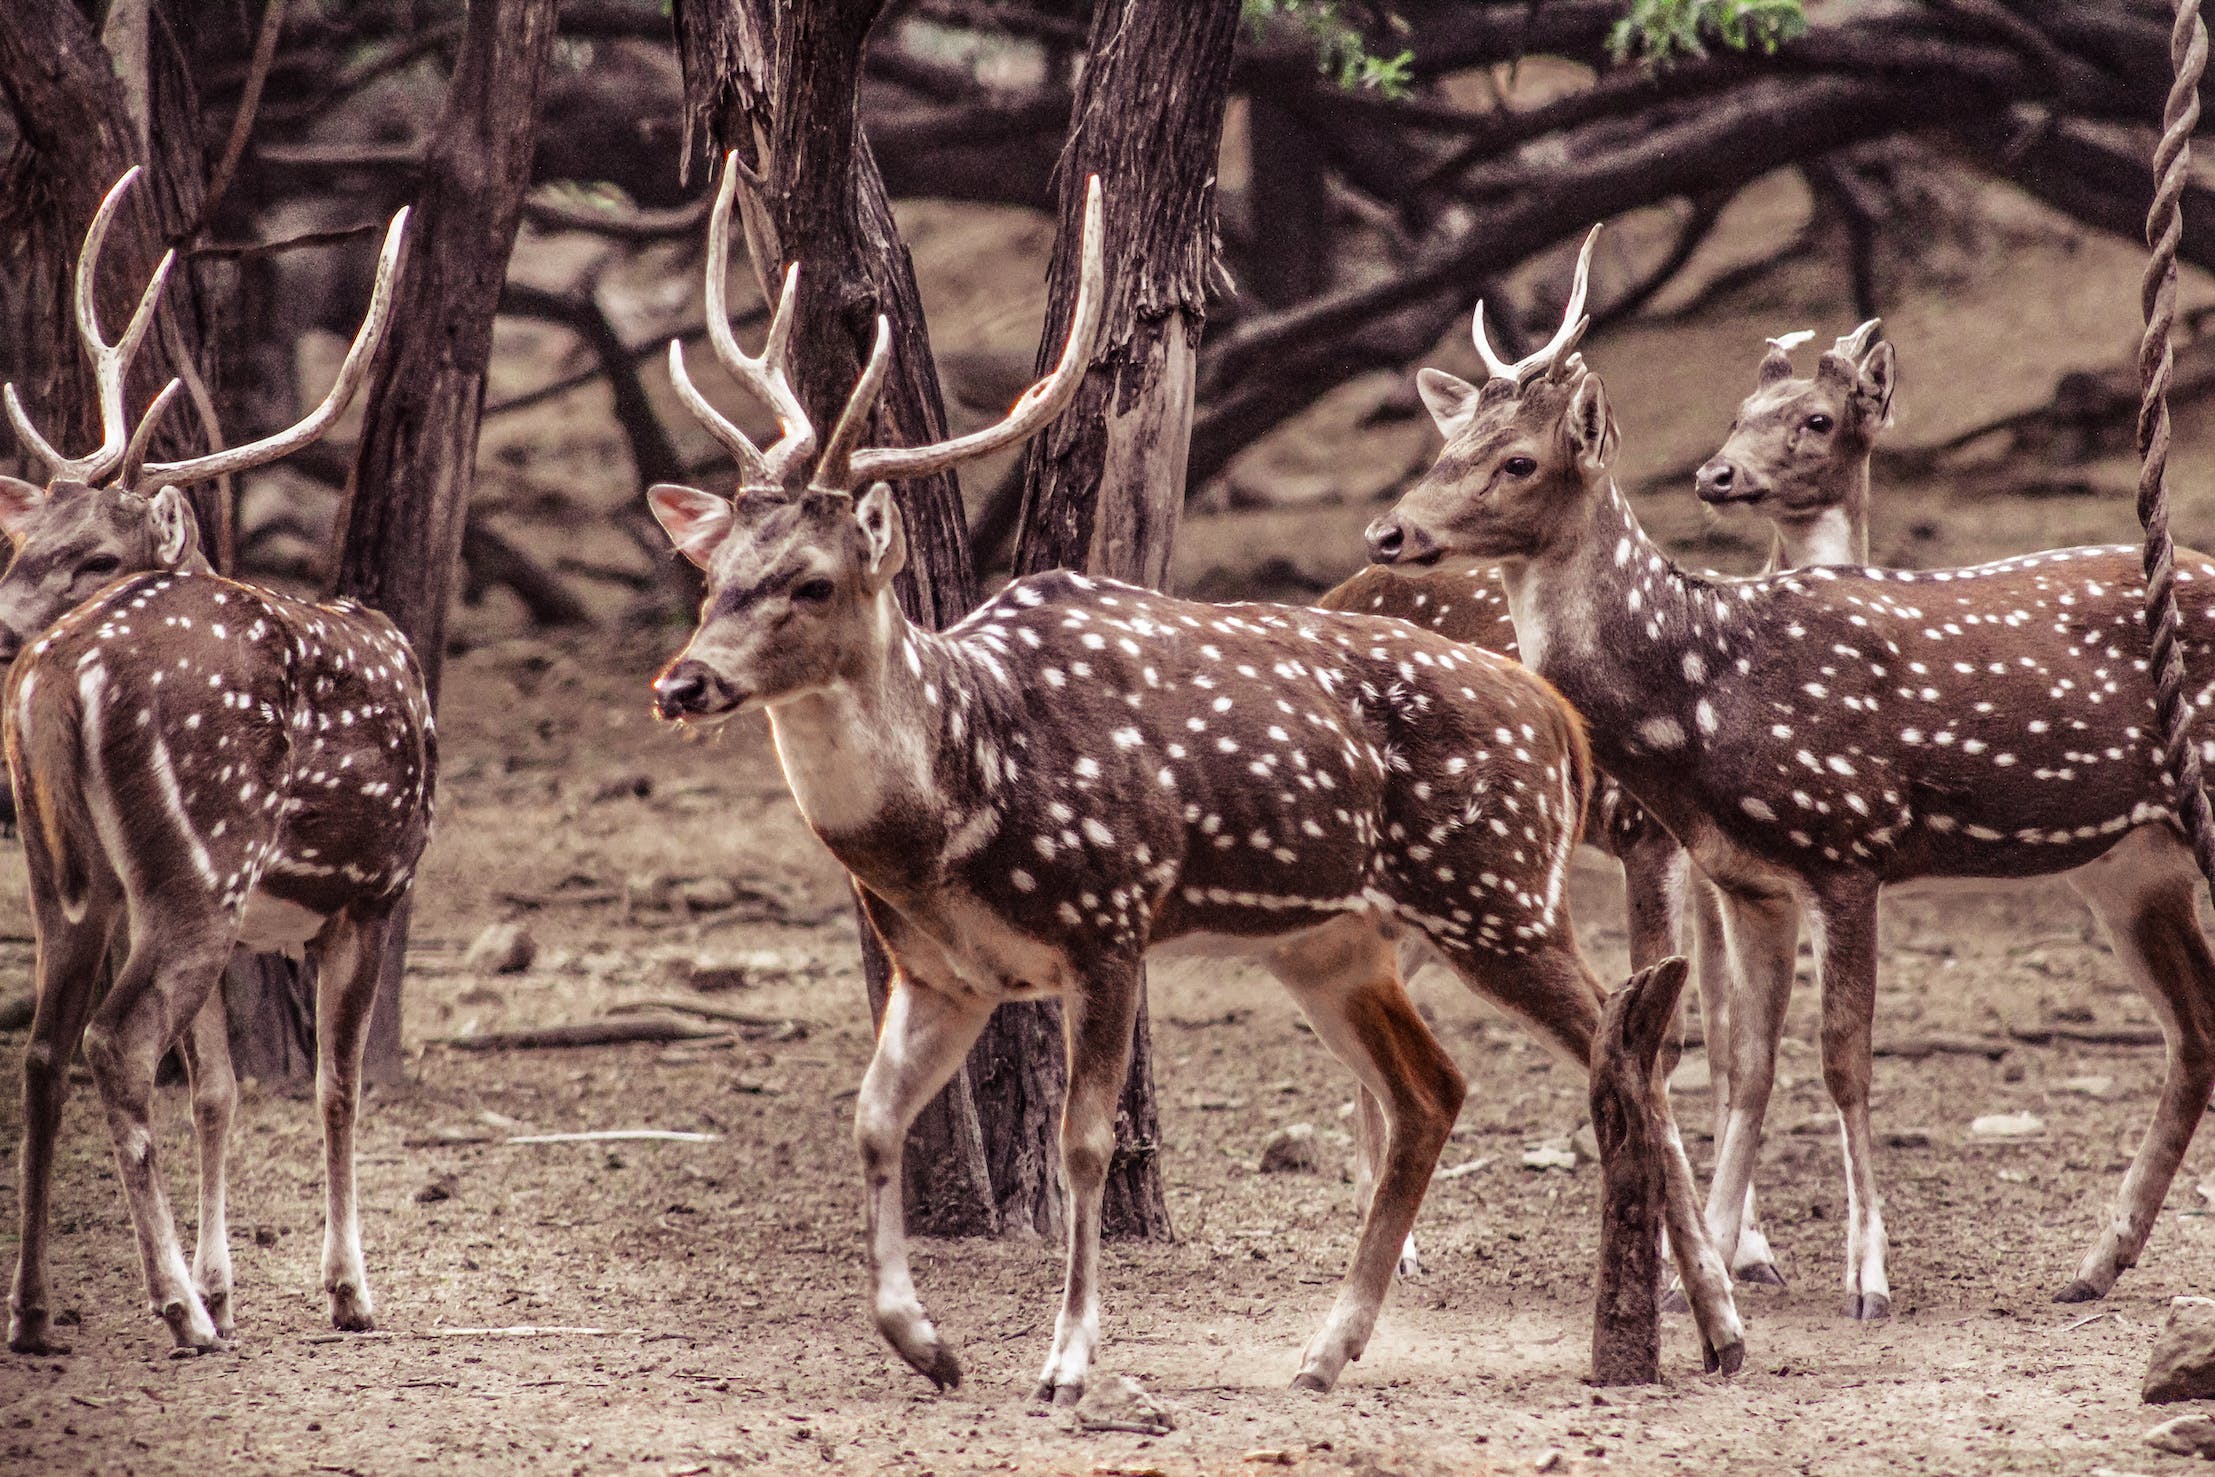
[1243,1,1415,98]
[1610,0,1808,62]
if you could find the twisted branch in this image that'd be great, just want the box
[2137,0,2215,896]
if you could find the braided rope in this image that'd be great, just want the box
[2140,0,2215,895]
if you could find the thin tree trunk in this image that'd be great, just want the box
[332,0,560,1080]
[670,0,1000,1236]
[1007,0,1245,1241]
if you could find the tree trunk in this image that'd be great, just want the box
[1588,958,1690,1387]
[332,0,560,1080]
[1006,0,1244,1241]
[670,0,1001,1236]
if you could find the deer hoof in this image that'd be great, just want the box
[911,1343,962,1392]
[1049,1381,1084,1408]
[2052,1278,2105,1305]
[326,1286,375,1333]
[1843,1292,1891,1321]
[1289,1370,1333,1394]
[1735,1261,1787,1288]
[1658,1283,1690,1315]
[1704,1338,1745,1377]
[7,1314,66,1357]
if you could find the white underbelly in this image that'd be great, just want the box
[235,890,331,951]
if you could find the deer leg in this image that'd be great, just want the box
[2060,828,2215,1301]
[1699,886,1797,1278]
[1352,1085,1420,1276]
[176,991,238,1339]
[8,909,111,1355]
[312,908,386,1332]
[1808,875,1889,1320]
[1036,962,1145,1405]
[1621,829,1689,975]
[1269,918,1463,1393]
[1694,878,1787,1287]
[853,976,994,1391]
[81,921,234,1351]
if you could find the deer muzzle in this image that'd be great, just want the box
[1364,514,1437,568]
[653,658,741,722]
[1696,457,1767,506]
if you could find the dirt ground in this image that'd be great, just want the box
[15,169,2215,1474]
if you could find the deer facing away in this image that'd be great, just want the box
[4,169,431,1355]
[644,158,1743,1398]
[1367,227,2215,1320]
[1316,316,1895,1289]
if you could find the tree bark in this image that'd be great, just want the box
[1589,957,1690,1387]
[332,0,560,1079]
[671,0,1001,1236]
[1002,0,1243,1242]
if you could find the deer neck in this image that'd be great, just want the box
[1765,466,1869,571]
[761,589,995,887]
[1497,481,1717,749]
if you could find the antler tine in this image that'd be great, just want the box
[118,378,183,490]
[1830,318,1883,360]
[1765,329,1816,355]
[1471,224,1602,385]
[668,339,772,482]
[1,167,173,483]
[141,207,410,487]
[812,316,893,494]
[840,174,1109,489]
[700,154,814,482]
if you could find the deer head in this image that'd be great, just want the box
[1695,320,1895,522]
[0,167,408,661]
[1367,228,1616,569]
[649,153,1104,722]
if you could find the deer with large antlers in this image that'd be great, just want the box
[646,157,1743,1397]
[1315,318,1897,1289]
[1367,226,2215,1320]
[4,169,432,1355]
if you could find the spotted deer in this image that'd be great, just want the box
[4,169,433,1355]
[645,158,1743,1398]
[1367,227,2215,1320]
[1318,318,1897,1289]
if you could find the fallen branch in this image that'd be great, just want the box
[1873,1034,2011,1061]
[2008,1023,2166,1048]
[605,998,811,1032]
[503,1129,721,1145]
[301,1324,653,1344]
[438,1019,730,1051]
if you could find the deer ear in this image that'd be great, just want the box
[147,486,199,569]
[1415,368,1482,439]
[1853,340,1896,431]
[647,483,734,569]
[854,482,908,590]
[1563,372,1618,472]
[0,477,44,541]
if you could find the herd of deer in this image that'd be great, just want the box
[6,162,2214,1409]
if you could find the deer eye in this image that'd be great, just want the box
[1502,455,1539,478]
[793,577,835,605]
[78,554,120,579]
[1805,413,1834,433]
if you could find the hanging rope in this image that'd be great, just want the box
[2139,0,2215,895]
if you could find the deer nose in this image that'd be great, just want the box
[1365,517,1407,565]
[654,660,718,720]
[1696,458,1742,504]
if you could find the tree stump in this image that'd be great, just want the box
[1589,955,1692,1386]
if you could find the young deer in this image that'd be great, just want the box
[1367,227,2215,1319]
[1318,320,1896,1289]
[4,168,432,1355]
[645,158,1742,1398]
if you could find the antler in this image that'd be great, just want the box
[1765,329,1816,355]
[3,167,174,485]
[1829,318,1883,360]
[666,152,815,487]
[813,174,1108,493]
[137,207,410,488]
[1472,225,1601,386]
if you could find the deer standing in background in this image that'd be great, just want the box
[4,170,432,1355]
[646,158,1743,1398]
[1367,228,2215,1319]
[1318,319,1897,1290]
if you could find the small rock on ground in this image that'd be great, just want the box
[1260,1123,1322,1175]
[2145,1413,2215,1457]
[2145,1298,2215,1404]
[463,922,535,975]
